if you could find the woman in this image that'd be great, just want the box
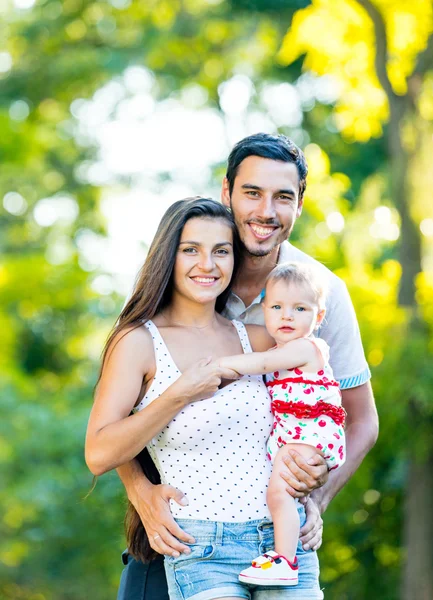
[85,197,321,600]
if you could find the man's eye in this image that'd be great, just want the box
[247,190,259,197]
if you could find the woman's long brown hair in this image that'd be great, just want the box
[100,197,241,562]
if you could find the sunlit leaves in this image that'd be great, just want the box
[1,1,433,598]
[279,0,433,141]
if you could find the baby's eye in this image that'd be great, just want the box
[271,305,281,310]
[296,306,306,312]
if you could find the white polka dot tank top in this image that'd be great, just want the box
[134,320,273,522]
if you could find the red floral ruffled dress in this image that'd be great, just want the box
[266,338,346,471]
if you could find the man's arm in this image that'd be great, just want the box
[289,381,378,550]
[313,381,378,512]
[117,459,196,557]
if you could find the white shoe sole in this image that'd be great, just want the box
[239,574,298,586]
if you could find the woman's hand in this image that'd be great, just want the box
[130,480,196,557]
[171,357,239,405]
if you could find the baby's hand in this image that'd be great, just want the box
[212,358,240,379]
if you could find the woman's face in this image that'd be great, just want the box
[173,217,235,306]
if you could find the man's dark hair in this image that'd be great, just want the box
[226,133,308,200]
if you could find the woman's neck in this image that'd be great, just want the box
[162,295,218,329]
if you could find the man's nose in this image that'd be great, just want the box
[256,195,277,221]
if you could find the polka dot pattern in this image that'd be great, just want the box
[135,320,273,522]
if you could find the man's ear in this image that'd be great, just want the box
[315,308,326,329]
[221,177,230,208]
[296,196,304,218]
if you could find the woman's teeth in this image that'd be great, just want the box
[192,277,216,283]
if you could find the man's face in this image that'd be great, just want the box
[221,155,303,257]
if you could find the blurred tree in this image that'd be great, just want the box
[1,0,433,598]
[0,2,310,598]
[279,1,433,598]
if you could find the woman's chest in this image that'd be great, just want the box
[154,375,273,449]
[160,327,244,373]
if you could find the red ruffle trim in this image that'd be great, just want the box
[266,376,339,390]
[271,399,346,426]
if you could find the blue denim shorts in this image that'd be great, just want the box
[164,506,323,600]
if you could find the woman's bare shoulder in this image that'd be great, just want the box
[104,323,155,366]
[245,324,275,352]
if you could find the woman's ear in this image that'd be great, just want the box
[315,308,326,330]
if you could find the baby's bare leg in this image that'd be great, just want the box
[267,443,318,561]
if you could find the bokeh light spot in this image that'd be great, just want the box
[0,52,12,73]
[9,100,30,121]
[3,192,27,216]
[326,211,345,233]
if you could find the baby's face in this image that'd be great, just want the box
[262,280,324,346]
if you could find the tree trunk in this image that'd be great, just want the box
[387,98,421,307]
[388,86,432,600]
[355,4,432,598]
[402,438,433,600]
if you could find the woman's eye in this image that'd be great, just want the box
[215,249,229,255]
[183,247,197,253]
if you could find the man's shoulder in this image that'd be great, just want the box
[278,241,345,290]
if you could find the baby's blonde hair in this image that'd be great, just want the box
[265,261,328,310]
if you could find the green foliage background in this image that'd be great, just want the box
[1,1,432,599]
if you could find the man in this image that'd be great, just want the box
[116,133,378,599]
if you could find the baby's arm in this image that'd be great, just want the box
[217,338,317,376]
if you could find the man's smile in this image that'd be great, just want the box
[248,222,280,240]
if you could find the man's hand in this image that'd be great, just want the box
[280,450,328,498]
[132,483,195,557]
[299,495,323,551]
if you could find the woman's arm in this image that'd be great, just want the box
[217,338,316,376]
[85,327,238,476]
[86,327,184,475]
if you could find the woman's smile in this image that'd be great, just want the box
[189,275,220,286]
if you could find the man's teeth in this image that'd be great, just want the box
[250,224,275,236]
[193,277,216,283]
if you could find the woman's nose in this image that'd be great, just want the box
[198,253,215,271]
